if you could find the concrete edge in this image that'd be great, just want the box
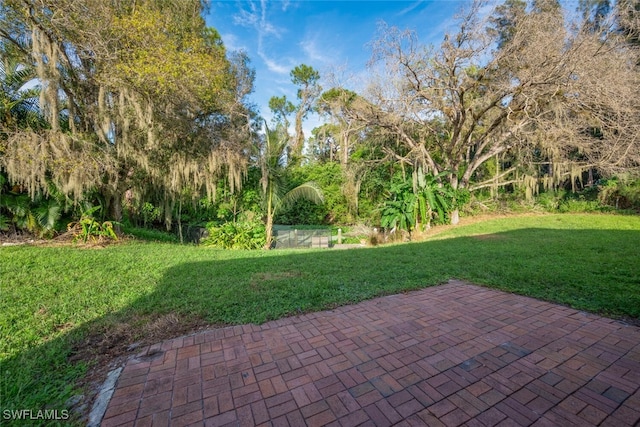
[87,366,123,427]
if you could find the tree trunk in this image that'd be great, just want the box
[109,191,123,235]
[450,173,460,225]
[177,198,183,244]
[292,111,305,165]
[265,215,273,249]
[264,191,274,249]
[450,209,460,225]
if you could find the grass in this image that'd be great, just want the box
[1,213,639,424]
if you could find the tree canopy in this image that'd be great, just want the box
[0,0,255,224]
[320,0,639,223]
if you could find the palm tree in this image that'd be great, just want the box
[0,42,43,130]
[260,122,323,249]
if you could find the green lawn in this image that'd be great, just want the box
[1,213,639,424]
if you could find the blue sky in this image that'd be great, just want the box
[205,0,466,132]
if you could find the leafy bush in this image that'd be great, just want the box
[0,191,63,238]
[597,177,640,211]
[67,206,118,243]
[124,226,179,243]
[535,191,562,211]
[201,220,266,249]
[556,198,603,213]
[380,181,416,234]
[283,162,348,224]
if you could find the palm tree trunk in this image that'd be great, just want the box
[264,189,274,249]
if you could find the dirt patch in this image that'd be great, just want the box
[69,312,222,423]
[0,229,132,248]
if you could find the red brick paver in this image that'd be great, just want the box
[101,280,640,426]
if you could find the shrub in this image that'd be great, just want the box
[67,206,118,243]
[201,220,266,249]
[557,198,601,213]
[124,226,179,243]
[597,177,640,211]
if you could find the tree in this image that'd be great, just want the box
[0,42,43,132]
[268,95,295,146]
[0,0,254,227]
[488,0,527,48]
[259,122,323,249]
[315,87,373,220]
[331,0,639,224]
[266,64,321,167]
[290,64,321,164]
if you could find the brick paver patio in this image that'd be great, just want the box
[101,280,640,426]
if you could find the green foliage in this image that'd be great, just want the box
[380,180,415,233]
[268,95,295,126]
[530,183,638,214]
[201,220,266,250]
[356,162,394,225]
[291,64,321,92]
[123,226,178,243]
[283,162,347,224]
[0,190,62,237]
[2,0,253,229]
[557,197,602,213]
[597,177,640,210]
[380,171,467,234]
[414,170,458,227]
[141,202,161,226]
[0,213,8,231]
[67,206,118,243]
[0,42,45,131]
[260,122,324,248]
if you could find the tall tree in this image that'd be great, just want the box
[332,0,639,224]
[290,64,321,164]
[266,64,320,166]
[0,0,254,226]
[268,95,295,143]
[316,87,370,219]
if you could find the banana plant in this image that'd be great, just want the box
[414,168,454,229]
[380,180,416,237]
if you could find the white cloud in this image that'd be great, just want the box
[232,0,293,75]
[232,1,258,27]
[397,1,426,17]
[300,37,334,65]
[261,55,292,74]
[221,33,244,51]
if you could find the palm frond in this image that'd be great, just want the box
[0,213,9,231]
[277,181,324,212]
[35,199,62,230]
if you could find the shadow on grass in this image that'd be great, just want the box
[2,227,639,425]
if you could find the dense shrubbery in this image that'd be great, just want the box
[201,220,266,249]
[4,172,639,247]
[597,177,640,211]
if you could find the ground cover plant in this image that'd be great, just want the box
[1,213,639,425]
